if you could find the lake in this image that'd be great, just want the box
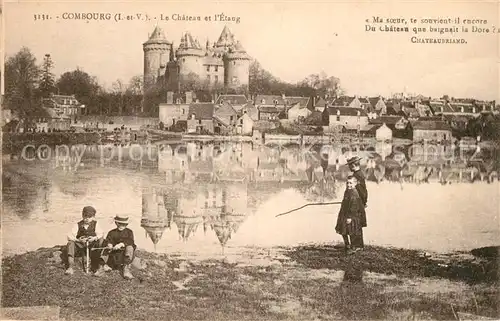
[2,141,499,257]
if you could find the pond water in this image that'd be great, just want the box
[2,142,499,257]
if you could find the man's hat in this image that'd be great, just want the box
[82,206,96,217]
[114,215,129,225]
[346,156,362,165]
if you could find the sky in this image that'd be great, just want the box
[4,0,500,102]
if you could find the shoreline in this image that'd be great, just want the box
[2,243,498,320]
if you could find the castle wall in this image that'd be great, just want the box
[178,55,203,77]
[225,59,250,88]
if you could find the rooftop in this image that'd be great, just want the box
[188,103,215,120]
[324,106,368,117]
[410,120,452,131]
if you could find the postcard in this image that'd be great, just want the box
[1,1,499,320]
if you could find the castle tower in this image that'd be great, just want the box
[143,26,171,91]
[224,40,251,89]
[141,188,170,249]
[175,32,204,79]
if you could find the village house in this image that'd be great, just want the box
[400,102,420,119]
[322,106,369,132]
[187,103,215,134]
[41,94,85,118]
[441,114,474,135]
[215,94,249,112]
[375,123,393,141]
[159,91,192,128]
[369,115,410,138]
[362,123,393,141]
[314,97,328,112]
[254,94,313,121]
[415,102,434,117]
[287,102,312,123]
[368,96,387,115]
[214,102,238,128]
[235,112,254,135]
[331,96,362,108]
[409,120,453,143]
[304,111,325,126]
[385,100,401,115]
[258,106,281,120]
[254,95,287,109]
[239,102,259,121]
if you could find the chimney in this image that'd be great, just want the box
[472,107,476,114]
[185,91,193,104]
[167,92,174,104]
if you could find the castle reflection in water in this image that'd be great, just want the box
[139,141,497,248]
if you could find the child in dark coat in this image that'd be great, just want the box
[95,215,136,279]
[335,176,366,254]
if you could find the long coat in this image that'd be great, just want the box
[335,188,366,235]
[353,169,368,227]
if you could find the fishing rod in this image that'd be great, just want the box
[275,201,342,217]
[85,241,90,274]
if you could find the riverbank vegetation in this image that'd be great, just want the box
[2,244,498,320]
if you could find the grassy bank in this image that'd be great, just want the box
[2,132,101,152]
[2,244,498,320]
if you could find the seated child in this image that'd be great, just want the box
[65,206,105,275]
[335,176,366,254]
[97,215,136,280]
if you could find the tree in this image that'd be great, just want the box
[127,75,143,95]
[57,69,100,115]
[112,79,126,115]
[298,72,341,98]
[39,54,56,98]
[4,47,41,129]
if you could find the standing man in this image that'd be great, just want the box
[347,156,367,249]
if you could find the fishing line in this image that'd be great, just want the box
[275,202,341,217]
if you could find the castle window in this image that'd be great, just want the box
[214,75,219,83]
[215,66,218,72]
[233,61,236,65]
[207,75,211,82]
[183,58,185,62]
[206,66,210,72]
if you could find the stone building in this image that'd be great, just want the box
[143,26,251,92]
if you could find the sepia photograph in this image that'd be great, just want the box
[1,1,499,320]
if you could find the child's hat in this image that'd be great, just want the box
[82,206,96,217]
[347,156,362,165]
[114,215,129,224]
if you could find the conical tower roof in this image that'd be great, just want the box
[144,26,171,45]
[216,26,236,48]
[144,226,167,245]
[179,32,202,50]
[212,220,233,247]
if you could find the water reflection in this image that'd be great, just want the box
[2,141,499,255]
